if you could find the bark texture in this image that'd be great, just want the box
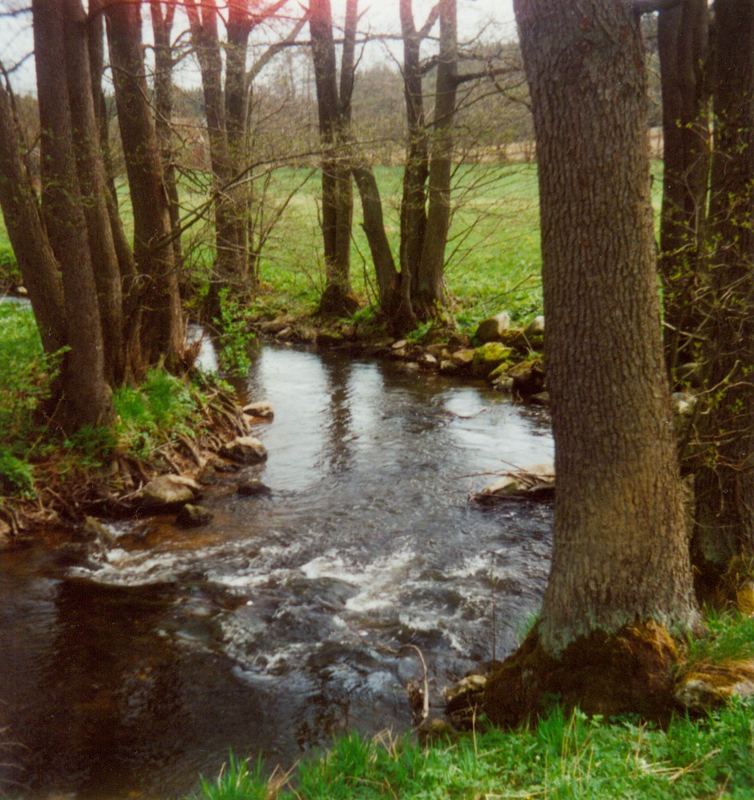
[106,0,183,370]
[309,0,358,315]
[693,0,754,582]
[515,0,698,655]
[63,0,125,384]
[33,0,113,428]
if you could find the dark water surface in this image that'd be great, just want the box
[0,345,553,799]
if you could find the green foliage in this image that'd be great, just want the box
[63,425,118,469]
[113,370,201,459]
[198,754,268,800]
[0,447,34,496]
[214,288,257,377]
[405,321,433,344]
[0,304,62,446]
[686,610,754,666]
[195,701,754,800]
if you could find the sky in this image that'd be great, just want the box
[0,0,518,94]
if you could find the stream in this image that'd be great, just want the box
[0,343,553,799]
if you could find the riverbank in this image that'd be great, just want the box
[195,607,754,799]
[0,300,267,541]
[196,699,754,800]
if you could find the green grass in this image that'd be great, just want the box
[0,303,210,495]
[194,701,754,800]
[686,610,754,666]
[0,161,667,334]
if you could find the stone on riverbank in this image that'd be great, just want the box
[221,436,268,464]
[237,479,272,497]
[140,474,201,509]
[243,401,274,420]
[472,343,513,377]
[475,312,511,343]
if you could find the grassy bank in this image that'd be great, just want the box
[195,610,754,800]
[0,302,233,523]
[196,702,754,800]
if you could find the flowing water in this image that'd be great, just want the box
[0,344,553,799]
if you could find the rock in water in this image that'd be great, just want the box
[471,464,555,505]
[243,401,274,420]
[176,504,213,528]
[237,479,272,497]
[475,312,511,343]
[140,474,201,509]
[221,436,268,464]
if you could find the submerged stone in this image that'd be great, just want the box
[176,503,213,529]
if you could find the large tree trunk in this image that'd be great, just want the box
[0,84,66,356]
[63,0,125,384]
[415,0,457,318]
[88,0,138,301]
[309,0,358,316]
[658,1,710,378]
[106,0,183,371]
[692,0,754,589]
[485,0,698,725]
[33,0,113,429]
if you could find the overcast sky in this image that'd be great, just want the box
[0,0,518,93]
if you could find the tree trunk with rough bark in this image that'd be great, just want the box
[309,0,358,315]
[150,1,183,277]
[106,0,183,371]
[693,0,754,590]
[415,0,457,318]
[33,0,113,429]
[484,0,698,725]
[658,1,709,378]
[63,0,126,384]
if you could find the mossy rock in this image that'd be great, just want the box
[488,361,512,383]
[675,660,754,711]
[472,343,514,377]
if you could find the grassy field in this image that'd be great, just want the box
[0,161,666,333]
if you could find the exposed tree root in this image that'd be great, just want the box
[478,622,680,728]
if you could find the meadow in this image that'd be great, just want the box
[0,160,666,334]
